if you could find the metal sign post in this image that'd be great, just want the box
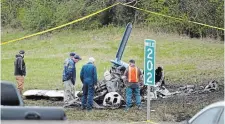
[144,39,156,121]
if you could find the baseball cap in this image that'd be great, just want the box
[19,50,25,54]
[70,52,76,56]
[74,54,82,60]
[129,59,135,64]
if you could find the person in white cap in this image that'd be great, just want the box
[80,57,97,111]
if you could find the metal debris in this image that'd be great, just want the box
[204,80,218,92]
[177,80,219,95]
[23,76,220,109]
[103,92,124,109]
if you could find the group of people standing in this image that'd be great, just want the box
[14,50,165,112]
[62,52,97,111]
[62,52,145,111]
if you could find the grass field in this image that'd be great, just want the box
[1,26,224,122]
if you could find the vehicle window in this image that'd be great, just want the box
[1,83,20,106]
[191,107,223,124]
[218,110,224,124]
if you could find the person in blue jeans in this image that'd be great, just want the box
[123,59,142,111]
[80,57,97,111]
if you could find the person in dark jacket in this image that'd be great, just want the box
[62,52,81,105]
[80,57,97,111]
[155,66,165,86]
[14,50,26,95]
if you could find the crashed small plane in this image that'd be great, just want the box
[23,23,174,108]
[26,23,217,109]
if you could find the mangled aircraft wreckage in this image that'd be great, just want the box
[23,23,219,109]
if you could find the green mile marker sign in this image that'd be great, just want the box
[144,39,155,86]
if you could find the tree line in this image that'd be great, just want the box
[1,0,224,40]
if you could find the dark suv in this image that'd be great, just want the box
[1,81,67,120]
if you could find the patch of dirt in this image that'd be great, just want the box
[142,83,224,122]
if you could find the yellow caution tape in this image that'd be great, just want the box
[2,2,224,46]
[1,2,120,45]
[120,3,225,31]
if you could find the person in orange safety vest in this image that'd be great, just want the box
[123,59,142,111]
